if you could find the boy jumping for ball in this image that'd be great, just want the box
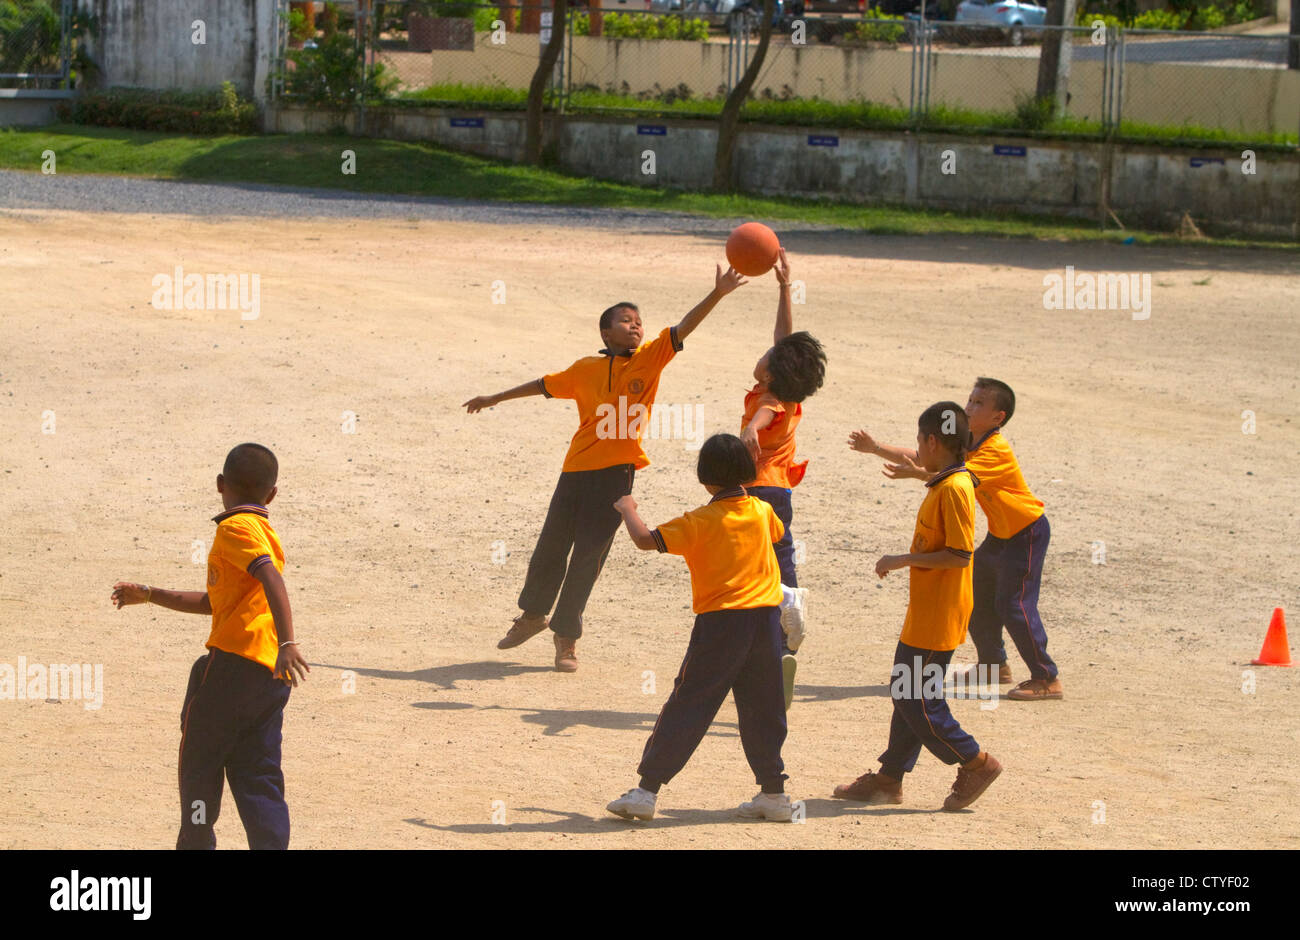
[834,404,1001,809]
[607,433,794,821]
[464,265,747,672]
[850,378,1061,700]
[111,443,309,849]
[738,248,826,711]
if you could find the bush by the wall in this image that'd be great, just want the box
[854,9,906,43]
[56,82,259,134]
[574,13,709,41]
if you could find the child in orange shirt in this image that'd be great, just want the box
[834,405,1001,810]
[606,434,794,822]
[739,249,826,710]
[111,443,309,849]
[464,265,747,672]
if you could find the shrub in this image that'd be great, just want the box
[855,8,906,43]
[600,12,709,41]
[1013,93,1054,130]
[1189,4,1225,28]
[283,30,398,107]
[56,82,259,134]
[1074,9,1123,30]
[1131,8,1190,29]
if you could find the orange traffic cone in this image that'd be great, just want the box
[1251,608,1293,667]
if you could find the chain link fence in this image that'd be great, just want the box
[268,2,1300,147]
[0,0,72,90]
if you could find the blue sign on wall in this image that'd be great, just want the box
[994,145,1027,157]
[637,125,667,136]
[808,135,839,147]
[450,117,485,128]
[1189,157,1225,168]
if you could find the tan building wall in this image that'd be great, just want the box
[384,34,1300,137]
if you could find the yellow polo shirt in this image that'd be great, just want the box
[965,429,1044,539]
[653,489,784,614]
[206,505,284,673]
[900,466,977,652]
[542,326,682,472]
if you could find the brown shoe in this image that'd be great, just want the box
[497,614,549,650]
[1006,677,1063,701]
[553,634,578,673]
[832,771,902,804]
[999,663,1013,684]
[943,753,1002,811]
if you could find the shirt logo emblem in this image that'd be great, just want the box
[207,563,220,587]
[628,378,645,395]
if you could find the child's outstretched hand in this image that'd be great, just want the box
[613,495,637,514]
[111,581,148,609]
[715,264,748,296]
[274,643,311,687]
[774,248,791,287]
[883,454,928,480]
[463,394,499,414]
[740,425,761,462]
[848,429,879,455]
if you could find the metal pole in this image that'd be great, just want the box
[1116,27,1125,134]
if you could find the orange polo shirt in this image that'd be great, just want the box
[900,466,978,652]
[741,385,807,489]
[965,428,1044,539]
[206,505,284,673]
[542,326,682,472]
[652,489,784,614]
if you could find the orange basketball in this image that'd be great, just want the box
[725,222,780,277]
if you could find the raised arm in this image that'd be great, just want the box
[676,264,748,343]
[773,248,793,345]
[112,582,211,615]
[463,378,547,414]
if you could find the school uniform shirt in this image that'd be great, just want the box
[965,428,1044,539]
[541,326,682,473]
[652,489,784,614]
[741,385,808,489]
[206,504,285,673]
[900,466,978,652]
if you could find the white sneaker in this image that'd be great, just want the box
[780,586,807,652]
[737,792,794,822]
[606,787,656,820]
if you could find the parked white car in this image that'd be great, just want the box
[954,0,1046,46]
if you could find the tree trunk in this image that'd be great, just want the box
[525,0,569,165]
[713,0,775,192]
[1036,0,1077,115]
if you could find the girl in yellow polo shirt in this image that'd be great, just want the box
[606,434,795,822]
[834,404,1003,811]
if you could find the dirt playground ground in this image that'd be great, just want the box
[2,202,1298,849]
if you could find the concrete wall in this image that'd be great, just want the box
[0,90,75,127]
[382,33,1300,138]
[80,0,277,98]
[266,103,1300,237]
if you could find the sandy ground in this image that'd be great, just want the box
[1,204,1298,849]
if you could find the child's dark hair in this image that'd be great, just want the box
[918,403,970,460]
[599,302,639,331]
[697,433,757,489]
[974,376,1015,426]
[223,443,278,499]
[767,331,827,403]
